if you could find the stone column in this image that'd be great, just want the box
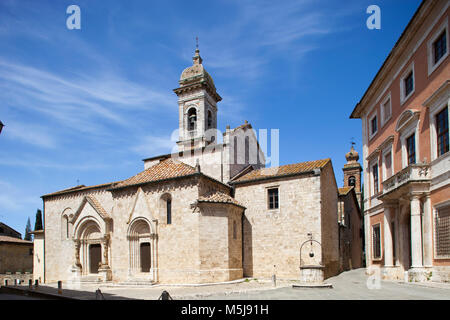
[364,213,371,269]
[384,206,394,267]
[422,194,433,267]
[410,195,423,268]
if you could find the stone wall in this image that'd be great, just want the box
[320,162,340,279]
[197,203,243,282]
[43,174,242,284]
[0,242,33,274]
[235,174,323,280]
[43,187,113,283]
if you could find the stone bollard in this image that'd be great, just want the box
[272,274,276,287]
[95,288,105,300]
[57,281,62,294]
[158,290,173,300]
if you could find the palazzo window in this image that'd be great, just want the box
[372,163,379,195]
[435,204,450,258]
[268,188,279,210]
[428,22,449,75]
[436,106,449,157]
[406,133,416,165]
[404,71,414,98]
[433,30,447,65]
[384,151,392,180]
[400,63,415,104]
[381,94,392,127]
[372,224,381,260]
[370,114,378,138]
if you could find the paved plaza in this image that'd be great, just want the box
[3,269,450,300]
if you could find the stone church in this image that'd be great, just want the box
[35,49,363,284]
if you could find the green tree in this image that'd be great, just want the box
[34,209,43,231]
[24,217,32,241]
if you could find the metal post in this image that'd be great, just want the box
[271,274,276,287]
[4,280,7,286]
[35,279,39,288]
[28,279,32,289]
[57,280,62,294]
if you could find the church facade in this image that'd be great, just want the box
[35,49,363,284]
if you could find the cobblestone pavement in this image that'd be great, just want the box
[11,269,450,300]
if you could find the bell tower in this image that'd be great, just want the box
[343,144,362,207]
[173,47,222,152]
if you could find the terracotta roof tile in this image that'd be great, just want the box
[0,235,33,244]
[85,196,111,220]
[231,159,330,183]
[198,191,245,208]
[42,182,116,198]
[111,158,197,190]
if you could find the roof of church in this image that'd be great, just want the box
[0,235,33,245]
[197,191,245,209]
[230,158,331,184]
[42,182,116,198]
[338,186,354,196]
[110,158,198,190]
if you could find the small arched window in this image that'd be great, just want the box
[166,199,172,225]
[348,176,356,187]
[187,108,197,131]
[207,110,213,128]
[160,193,172,225]
[61,215,69,240]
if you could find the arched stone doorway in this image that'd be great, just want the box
[72,218,111,280]
[127,218,157,282]
[77,219,103,275]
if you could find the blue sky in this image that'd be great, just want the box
[0,0,421,236]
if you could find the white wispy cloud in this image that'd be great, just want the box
[0,180,39,213]
[3,121,57,149]
[0,59,173,137]
[131,133,178,157]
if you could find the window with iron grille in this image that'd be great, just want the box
[372,224,381,259]
[435,205,450,258]
[404,71,414,97]
[433,30,447,64]
[268,188,279,210]
[436,106,449,157]
[407,133,416,165]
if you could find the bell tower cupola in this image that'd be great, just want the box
[173,47,222,152]
[343,144,362,207]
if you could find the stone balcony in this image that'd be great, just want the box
[380,164,431,199]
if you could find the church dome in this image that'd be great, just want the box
[179,49,216,90]
[345,146,359,163]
